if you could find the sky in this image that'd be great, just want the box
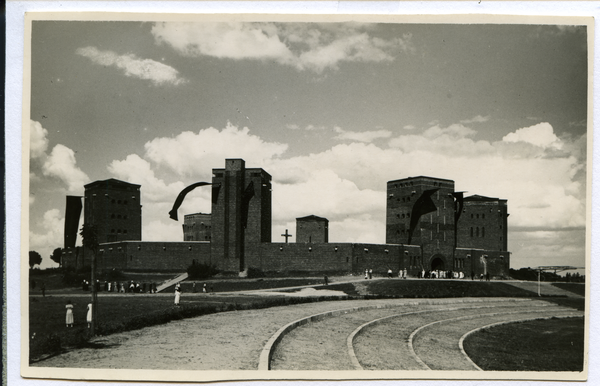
[28,19,589,272]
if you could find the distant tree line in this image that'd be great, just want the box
[29,247,64,269]
[509,268,585,283]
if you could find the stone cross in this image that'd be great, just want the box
[281,229,292,243]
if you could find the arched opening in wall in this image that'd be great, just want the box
[431,256,445,271]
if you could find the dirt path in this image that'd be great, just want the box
[270,300,575,371]
[32,297,580,372]
[32,298,412,369]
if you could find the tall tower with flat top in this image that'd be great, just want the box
[211,159,271,272]
[84,179,142,243]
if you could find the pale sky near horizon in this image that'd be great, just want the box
[28,19,588,272]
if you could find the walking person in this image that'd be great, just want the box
[86,303,92,328]
[174,283,181,305]
[65,300,74,328]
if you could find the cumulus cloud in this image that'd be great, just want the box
[42,144,90,193]
[143,122,288,177]
[108,154,186,203]
[460,115,490,124]
[29,209,67,268]
[502,122,562,149]
[76,46,186,86]
[151,22,413,73]
[333,126,392,142]
[272,169,383,222]
[30,120,49,159]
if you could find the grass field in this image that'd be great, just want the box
[463,317,585,371]
[552,282,586,297]
[362,278,541,298]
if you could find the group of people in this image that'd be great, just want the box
[64,300,93,328]
[386,268,409,279]
[419,270,465,279]
[367,268,482,280]
[82,280,158,293]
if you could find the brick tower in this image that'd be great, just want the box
[183,212,211,241]
[211,159,271,272]
[457,195,508,252]
[296,215,329,243]
[83,179,142,243]
[386,176,455,271]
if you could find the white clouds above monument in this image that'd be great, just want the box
[502,122,563,150]
[76,46,187,86]
[30,120,90,193]
[142,123,288,177]
[333,126,392,142]
[151,22,413,73]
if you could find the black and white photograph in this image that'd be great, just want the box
[18,11,590,383]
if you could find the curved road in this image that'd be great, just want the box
[32,297,582,372]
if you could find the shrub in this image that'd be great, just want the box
[187,262,219,280]
[103,268,126,282]
[246,266,266,279]
[61,271,87,287]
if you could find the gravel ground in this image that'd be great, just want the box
[32,298,415,370]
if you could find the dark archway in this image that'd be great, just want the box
[431,256,445,271]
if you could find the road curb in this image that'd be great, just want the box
[257,297,533,370]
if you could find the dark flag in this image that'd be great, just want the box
[211,183,221,205]
[452,192,464,224]
[241,181,255,228]
[407,189,439,244]
[64,196,83,248]
[169,182,212,221]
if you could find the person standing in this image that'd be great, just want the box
[387,269,392,279]
[174,283,181,305]
[369,269,373,279]
[65,300,74,327]
[324,275,329,285]
[40,281,46,297]
[404,268,408,280]
[86,303,92,328]
[364,269,368,279]
[203,283,207,293]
